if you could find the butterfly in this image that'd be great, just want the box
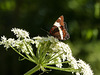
[49,15,70,40]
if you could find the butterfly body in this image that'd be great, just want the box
[49,15,70,40]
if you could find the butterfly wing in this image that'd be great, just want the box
[49,15,70,40]
[49,26,61,40]
[56,15,64,26]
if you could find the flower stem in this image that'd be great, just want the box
[10,45,28,60]
[24,65,40,75]
[44,65,79,72]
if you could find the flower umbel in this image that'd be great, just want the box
[0,28,93,75]
[77,59,93,75]
[11,28,29,39]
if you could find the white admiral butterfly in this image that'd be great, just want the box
[49,15,70,40]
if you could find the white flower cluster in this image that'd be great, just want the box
[11,28,29,38]
[0,36,15,49]
[0,28,33,54]
[33,36,93,75]
[0,28,93,75]
[77,59,93,75]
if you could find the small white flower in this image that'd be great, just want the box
[61,54,67,61]
[33,36,42,40]
[21,43,30,54]
[26,44,34,56]
[11,28,29,38]
[0,36,7,44]
[68,56,78,69]
[14,39,23,49]
[56,57,62,68]
[48,36,59,43]
[24,38,34,44]
[0,36,15,48]
[7,38,15,47]
[77,59,93,75]
[34,40,40,48]
[0,36,9,48]
[33,36,58,43]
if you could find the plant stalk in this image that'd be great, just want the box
[24,65,40,75]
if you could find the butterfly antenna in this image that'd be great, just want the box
[41,28,50,34]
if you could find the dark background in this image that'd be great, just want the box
[0,0,100,75]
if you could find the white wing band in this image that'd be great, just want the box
[54,22,63,40]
